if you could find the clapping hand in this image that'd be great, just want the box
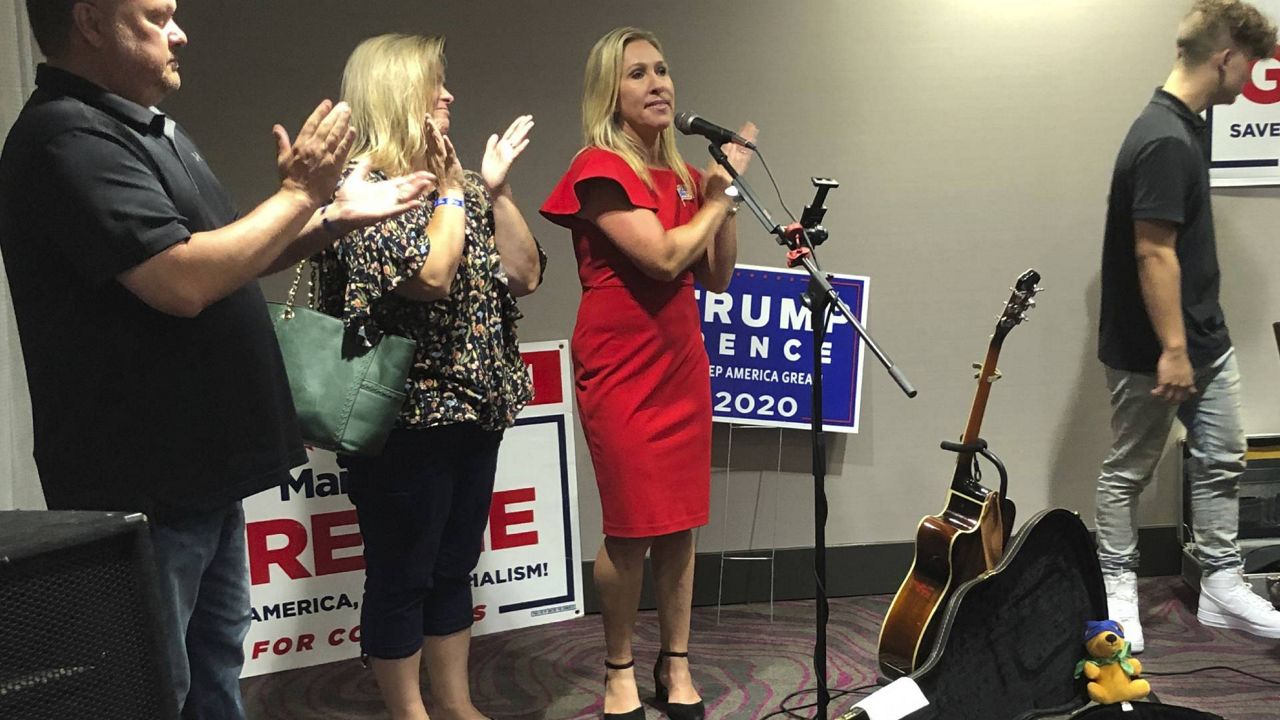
[704,121,758,198]
[273,100,356,206]
[480,115,534,194]
[723,122,757,175]
[426,118,465,190]
[330,159,435,231]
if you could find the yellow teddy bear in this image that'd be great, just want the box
[1075,620,1151,705]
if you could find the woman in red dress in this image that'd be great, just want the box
[541,27,755,720]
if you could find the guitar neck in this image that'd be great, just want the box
[963,339,1004,443]
[952,337,1004,489]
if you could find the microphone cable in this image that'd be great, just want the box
[759,682,878,719]
[1144,664,1280,685]
[750,147,799,225]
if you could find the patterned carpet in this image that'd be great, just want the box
[242,576,1280,719]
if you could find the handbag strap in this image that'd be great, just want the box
[282,260,319,319]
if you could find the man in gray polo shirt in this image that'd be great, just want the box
[1096,0,1280,653]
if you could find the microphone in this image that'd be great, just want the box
[674,111,756,150]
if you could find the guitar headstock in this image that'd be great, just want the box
[994,269,1042,342]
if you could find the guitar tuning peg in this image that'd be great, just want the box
[975,368,1003,382]
[972,362,1002,381]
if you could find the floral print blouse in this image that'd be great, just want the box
[316,170,545,431]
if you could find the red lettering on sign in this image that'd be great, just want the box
[245,513,369,585]
[1243,53,1280,105]
[245,518,310,585]
[520,350,563,406]
[326,626,359,646]
[250,634,322,657]
[312,510,365,576]
[489,488,538,550]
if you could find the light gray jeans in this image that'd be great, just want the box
[1095,353,1246,576]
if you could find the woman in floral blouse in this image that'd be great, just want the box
[316,33,544,720]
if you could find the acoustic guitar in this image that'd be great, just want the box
[845,509,1108,720]
[877,269,1041,679]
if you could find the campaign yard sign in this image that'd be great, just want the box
[240,341,582,676]
[697,264,869,434]
[1209,0,1280,186]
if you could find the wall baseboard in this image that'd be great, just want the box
[578,525,1182,614]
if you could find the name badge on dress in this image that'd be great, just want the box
[676,184,693,202]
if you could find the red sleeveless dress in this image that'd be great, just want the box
[541,148,711,538]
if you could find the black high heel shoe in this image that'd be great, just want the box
[653,650,705,720]
[603,659,645,720]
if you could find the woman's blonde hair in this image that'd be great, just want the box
[342,33,447,178]
[581,27,694,192]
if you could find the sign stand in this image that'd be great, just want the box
[716,423,782,624]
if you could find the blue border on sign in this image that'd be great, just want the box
[1210,158,1279,168]
[496,414,576,614]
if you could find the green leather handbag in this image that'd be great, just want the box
[267,262,415,456]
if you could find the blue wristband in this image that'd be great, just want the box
[433,197,466,210]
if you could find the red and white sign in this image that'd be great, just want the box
[1209,0,1280,186]
[240,341,582,677]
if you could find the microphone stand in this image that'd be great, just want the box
[707,143,917,718]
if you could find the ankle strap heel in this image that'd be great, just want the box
[654,649,690,698]
[653,650,704,720]
[603,659,644,720]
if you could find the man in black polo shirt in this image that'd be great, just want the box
[1096,0,1280,653]
[0,0,431,717]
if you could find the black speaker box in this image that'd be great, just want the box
[0,510,178,719]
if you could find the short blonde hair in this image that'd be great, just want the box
[341,33,446,178]
[1178,0,1277,64]
[581,27,694,193]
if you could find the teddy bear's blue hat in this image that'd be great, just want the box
[1085,619,1125,643]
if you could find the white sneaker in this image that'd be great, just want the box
[1197,568,1280,639]
[1103,571,1145,653]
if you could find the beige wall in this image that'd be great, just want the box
[20,0,1280,553]
[0,0,42,510]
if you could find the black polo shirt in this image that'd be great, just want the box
[0,65,305,522]
[1098,88,1231,372]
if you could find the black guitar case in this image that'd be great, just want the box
[1071,703,1224,720]
[899,508,1109,720]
